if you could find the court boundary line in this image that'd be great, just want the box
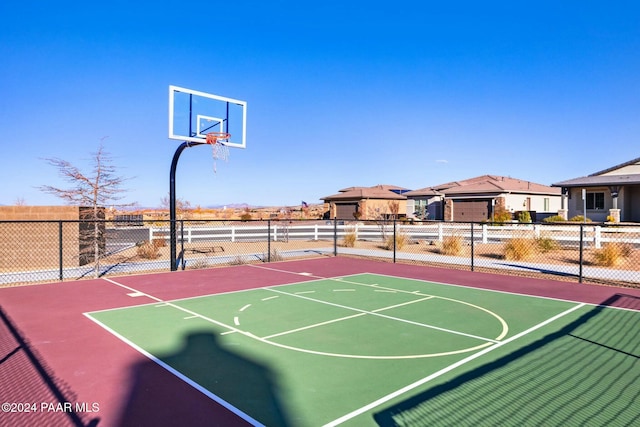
[97,265,615,317]
[250,264,640,313]
[322,301,587,427]
[87,274,336,315]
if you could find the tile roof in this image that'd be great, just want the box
[338,184,409,193]
[412,175,559,196]
[403,187,442,197]
[589,156,640,176]
[327,176,560,202]
[552,157,640,187]
[553,174,640,187]
[323,185,407,201]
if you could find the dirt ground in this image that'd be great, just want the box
[120,238,640,272]
[350,240,640,272]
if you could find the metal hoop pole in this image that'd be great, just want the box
[170,141,204,271]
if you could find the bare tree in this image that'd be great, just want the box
[366,201,401,242]
[39,139,132,278]
[159,195,193,220]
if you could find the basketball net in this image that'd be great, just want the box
[206,132,231,173]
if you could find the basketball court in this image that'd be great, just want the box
[2,257,639,426]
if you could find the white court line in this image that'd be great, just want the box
[127,292,146,297]
[322,302,586,427]
[262,296,435,340]
[266,288,499,344]
[249,265,612,311]
[102,277,164,302]
[263,313,366,340]
[372,296,435,313]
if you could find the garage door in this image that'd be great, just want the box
[452,200,490,222]
[335,203,358,220]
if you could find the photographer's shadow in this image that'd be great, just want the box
[118,331,291,426]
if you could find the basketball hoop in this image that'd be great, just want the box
[205,132,231,173]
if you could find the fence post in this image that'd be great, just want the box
[393,219,397,263]
[267,220,271,262]
[438,222,444,242]
[180,219,185,270]
[59,221,63,281]
[482,223,488,244]
[333,217,338,256]
[470,222,475,272]
[579,224,584,283]
[594,225,601,249]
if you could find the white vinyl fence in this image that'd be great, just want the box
[150,222,640,249]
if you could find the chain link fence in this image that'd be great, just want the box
[1,219,639,287]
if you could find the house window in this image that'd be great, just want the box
[586,192,605,210]
[544,198,549,211]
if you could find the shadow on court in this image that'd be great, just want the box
[117,331,292,427]
[0,306,100,427]
[374,294,640,426]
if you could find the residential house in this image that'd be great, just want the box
[403,187,444,220]
[552,157,640,222]
[322,185,409,220]
[405,175,561,222]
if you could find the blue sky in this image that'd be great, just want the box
[1,1,639,208]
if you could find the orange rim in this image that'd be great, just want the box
[205,132,231,144]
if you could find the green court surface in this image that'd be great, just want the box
[86,274,640,426]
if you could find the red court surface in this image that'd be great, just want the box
[1,257,639,426]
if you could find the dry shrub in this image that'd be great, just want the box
[536,237,560,253]
[228,256,247,266]
[270,249,284,261]
[137,241,160,259]
[592,243,632,267]
[188,259,210,269]
[342,230,357,247]
[384,231,409,250]
[152,238,166,248]
[504,238,536,260]
[440,235,463,256]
